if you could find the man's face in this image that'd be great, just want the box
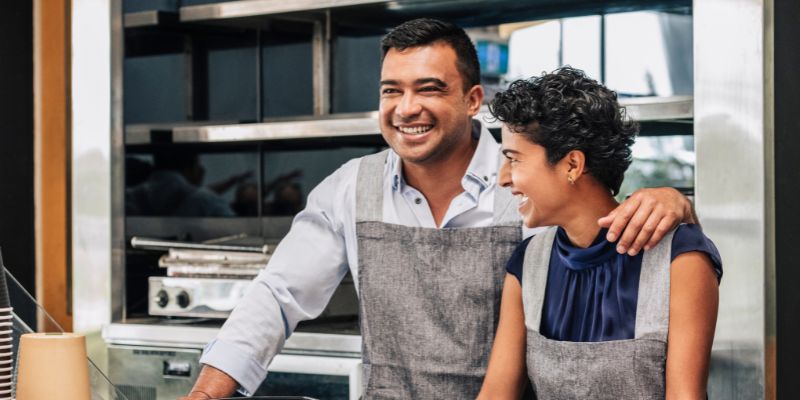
[379,42,483,165]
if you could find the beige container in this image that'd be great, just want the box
[15,332,91,400]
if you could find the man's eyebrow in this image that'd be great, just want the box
[380,78,448,87]
[415,77,447,87]
[501,149,521,156]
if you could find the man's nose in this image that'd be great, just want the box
[395,92,422,119]
[498,157,512,188]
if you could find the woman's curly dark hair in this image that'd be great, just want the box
[489,66,638,195]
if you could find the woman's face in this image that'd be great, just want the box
[499,126,572,228]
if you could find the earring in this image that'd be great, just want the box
[567,174,575,185]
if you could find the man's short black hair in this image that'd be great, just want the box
[489,66,639,195]
[381,18,480,91]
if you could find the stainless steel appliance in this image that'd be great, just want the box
[104,325,362,400]
[138,239,270,319]
[148,276,253,318]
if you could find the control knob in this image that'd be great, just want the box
[155,290,169,308]
[176,291,191,309]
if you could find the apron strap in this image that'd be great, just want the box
[521,226,558,333]
[634,228,676,341]
[356,150,390,223]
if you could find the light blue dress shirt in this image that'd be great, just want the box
[200,121,537,394]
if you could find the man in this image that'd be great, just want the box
[182,18,695,399]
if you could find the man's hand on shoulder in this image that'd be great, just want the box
[598,187,696,256]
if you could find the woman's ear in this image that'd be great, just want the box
[565,150,586,183]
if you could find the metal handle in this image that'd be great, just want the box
[131,237,270,254]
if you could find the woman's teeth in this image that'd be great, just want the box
[515,193,529,206]
[397,125,433,135]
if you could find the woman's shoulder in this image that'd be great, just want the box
[671,224,723,281]
[505,236,534,283]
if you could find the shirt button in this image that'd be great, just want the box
[414,198,422,204]
[483,176,489,182]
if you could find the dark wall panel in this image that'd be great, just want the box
[775,0,800,396]
[0,1,36,327]
[332,34,382,113]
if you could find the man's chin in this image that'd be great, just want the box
[393,146,435,164]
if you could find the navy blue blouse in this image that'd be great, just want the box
[506,224,722,342]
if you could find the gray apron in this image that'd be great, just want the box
[522,226,674,400]
[356,150,522,399]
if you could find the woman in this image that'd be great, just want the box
[477,67,721,399]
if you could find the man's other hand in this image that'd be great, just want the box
[178,365,239,400]
[598,187,696,256]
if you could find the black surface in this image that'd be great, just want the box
[0,0,36,329]
[775,0,800,397]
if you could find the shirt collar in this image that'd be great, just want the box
[389,119,500,195]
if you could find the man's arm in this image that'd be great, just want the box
[182,160,358,397]
[598,187,696,256]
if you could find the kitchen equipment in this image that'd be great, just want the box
[148,276,253,318]
[107,336,361,400]
[134,237,271,319]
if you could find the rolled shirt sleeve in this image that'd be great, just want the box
[199,159,357,394]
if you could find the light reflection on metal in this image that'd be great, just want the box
[695,0,771,398]
[72,0,114,333]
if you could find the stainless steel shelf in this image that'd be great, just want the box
[124,97,692,145]
[181,0,392,23]
[174,112,381,142]
[620,95,693,122]
[123,10,179,29]
[175,0,690,30]
[102,322,362,356]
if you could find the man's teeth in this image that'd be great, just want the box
[515,194,529,204]
[397,125,433,135]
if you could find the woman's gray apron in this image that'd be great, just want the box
[356,150,522,399]
[522,227,674,399]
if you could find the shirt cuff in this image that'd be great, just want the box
[199,338,269,395]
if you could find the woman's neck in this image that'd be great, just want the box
[559,188,619,248]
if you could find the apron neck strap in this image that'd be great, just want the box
[356,150,389,222]
[521,226,559,332]
[634,228,676,341]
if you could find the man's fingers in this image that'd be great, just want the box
[627,210,662,256]
[644,213,680,251]
[614,198,655,254]
[597,208,618,228]
[605,197,641,243]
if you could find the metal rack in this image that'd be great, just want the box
[124,96,693,145]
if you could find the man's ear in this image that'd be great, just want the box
[466,84,484,116]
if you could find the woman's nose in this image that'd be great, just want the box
[498,157,512,188]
